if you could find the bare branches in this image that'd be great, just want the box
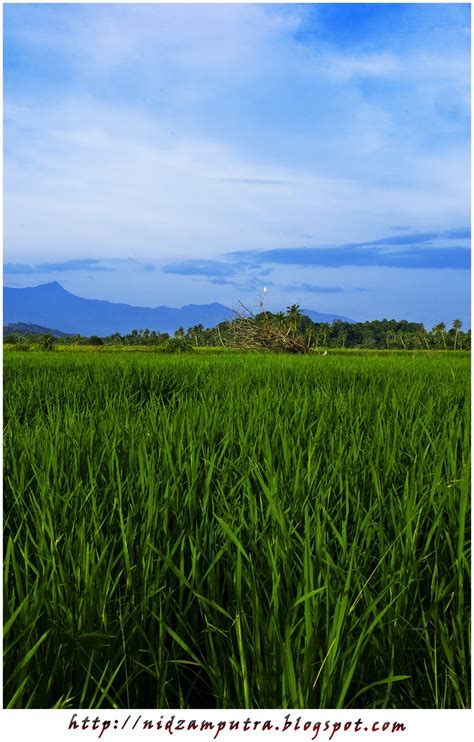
[226,300,309,354]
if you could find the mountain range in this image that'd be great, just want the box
[3,282,353,336]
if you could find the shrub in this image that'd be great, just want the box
[160,337,194,353]
[15,337,32,351]
[38,334,56,351]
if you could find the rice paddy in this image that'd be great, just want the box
[3,350,470,709]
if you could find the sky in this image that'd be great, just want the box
[3,2,471,327]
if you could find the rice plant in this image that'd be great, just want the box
[3,351,470,709]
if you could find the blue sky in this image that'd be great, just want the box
[4,3,471,327]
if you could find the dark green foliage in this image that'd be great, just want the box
[3,352,470,709]
[3,316,471,351]
[6,336,31,351]
[84,335,104,346]
[37,334,56,351]
[159,337,194,353]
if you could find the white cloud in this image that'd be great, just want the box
[4,92,469,267]
[4,2,470,328]
[319,52,402,81]
[7,4,307,87]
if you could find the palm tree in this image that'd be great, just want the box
[191,323,204,347]
[432,322,447,349]
[415,324,430,350]
[335,326,347,348]
[286,304,302,335]
[38,334,55,351]
[319,322,330,348]
[452,319,462,350]
[304,325,315,349]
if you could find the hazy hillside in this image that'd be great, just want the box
[301,308,353,324]
[3,321,71,337]
[4,282,235,336]
[4,282,353,336]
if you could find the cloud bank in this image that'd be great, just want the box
[3,3,470,325]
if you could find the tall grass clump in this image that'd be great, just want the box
[3,351,470,709]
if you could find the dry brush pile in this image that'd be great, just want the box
[225,302,309,354]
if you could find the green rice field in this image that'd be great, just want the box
[3,350,471,709]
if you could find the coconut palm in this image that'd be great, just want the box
[432,322,447,349]
[337,329,348,348]
[452,319,462,350]
[415,324,430,350]
[304,325,315,349]
[319,322,330,348]
[286,304,302,335]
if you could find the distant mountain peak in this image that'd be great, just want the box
[3,282,354,336]
[3,282,236,335]
[37,280,70,293]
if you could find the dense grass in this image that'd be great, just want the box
[3,351,470,709]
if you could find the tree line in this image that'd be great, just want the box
[4,306,470,352]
